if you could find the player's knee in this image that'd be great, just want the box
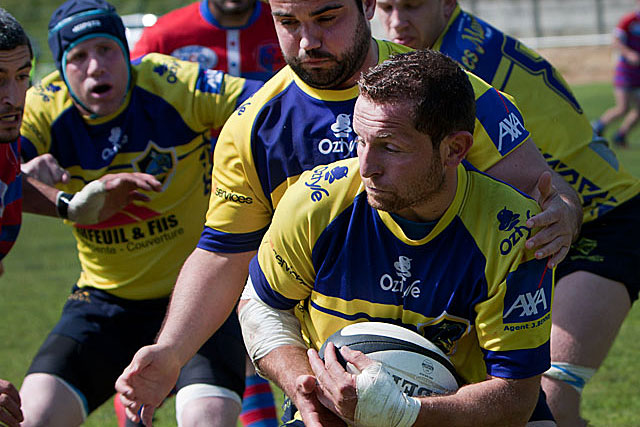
[20,373,87,427]
[176,384,242,427]
[543,362,596,395]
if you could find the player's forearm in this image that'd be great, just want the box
[21,175,60,217]
[156,247,256,365]
[255,345,314,403]
[413,376,541,427]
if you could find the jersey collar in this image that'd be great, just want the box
[376,165,468,246]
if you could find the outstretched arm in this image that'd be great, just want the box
[486,139,582,267]
[22,172,163,224]
[21,153,70,186]
[116,248,255,425]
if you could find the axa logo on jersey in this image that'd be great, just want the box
[503,288,547,319]
[502,258,552,324]
[476,89,528,155]
[497,112,525,152]
[379,255,421,299]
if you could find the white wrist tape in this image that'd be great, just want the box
[238,276,306,365]
[68,180,106,224]
[355,363,421,427]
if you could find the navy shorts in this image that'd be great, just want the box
[280,387,554,425]
[556,194,640,303]
[26,286,245,413]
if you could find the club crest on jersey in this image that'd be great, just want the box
[133,142,176,189]
[258,43,285,72]
[503,258,552,324]
[418,313,470,355]
[304,165,348,202]
[497,207,532,255]
[172,45,218,70]
[379,255,421,299]
[317,114,357,156]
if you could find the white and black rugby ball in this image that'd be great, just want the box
[318,322,461,396]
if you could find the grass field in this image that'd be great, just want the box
[1,82,640,425]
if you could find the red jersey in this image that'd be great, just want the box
[131,0,285,82]
[614,10,640,87]
[0,140,22,261]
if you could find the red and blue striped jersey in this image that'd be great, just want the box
[0,139,22,261]
[131,0,285,82]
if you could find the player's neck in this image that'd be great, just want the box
[340,38,379,90]
[394,170,458,223]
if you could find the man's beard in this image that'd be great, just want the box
[286,14,371,89]
[366,153,446,214]
[0,107,22,144]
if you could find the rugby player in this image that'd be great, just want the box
[116,1,581,424]
[1,6,164,426]
[130,3,285,423]
[593,0,640,147]
[375,1,640,424]
[16,0,261,425]
[239,49,555,426]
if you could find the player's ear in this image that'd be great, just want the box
[441,131,472,167]
[362,0,376,20]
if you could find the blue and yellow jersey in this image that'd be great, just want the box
[435,6,640,222]
[250,158,553,384]
[199,39,530,254]
[20,53,260,300]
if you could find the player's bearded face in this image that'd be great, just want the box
[285,10,370,89]
[0,45,30,144]
[366,148,447,214]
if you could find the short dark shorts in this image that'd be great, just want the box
[26,286,245,414]
[280,386,554,425]
[556,194,640,303]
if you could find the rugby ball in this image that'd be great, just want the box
[318,322,461,396]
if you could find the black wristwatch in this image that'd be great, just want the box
[56,192,74,220]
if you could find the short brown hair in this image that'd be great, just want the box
[358,49,475,146]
